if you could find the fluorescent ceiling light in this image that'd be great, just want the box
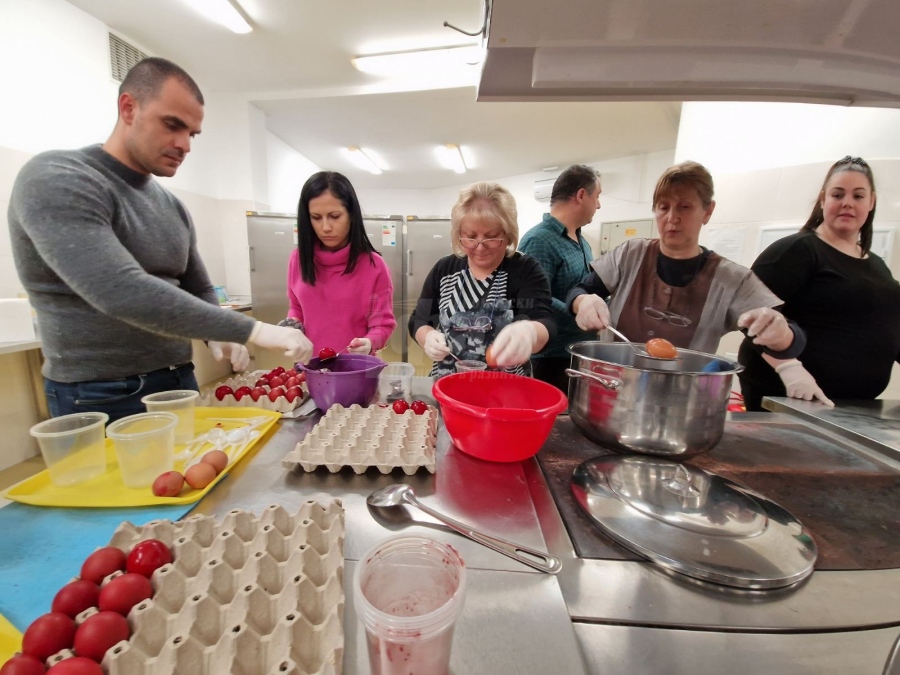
[343,147,384,175]
[182,0,252,34]
[436,144,467,174]
[352,45,480,77]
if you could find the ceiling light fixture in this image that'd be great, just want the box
[436,144,467,174]
[352,44,480,77]
[182,0,252,34]
[343,147,384,175]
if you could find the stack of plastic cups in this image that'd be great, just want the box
[355,536,466,675]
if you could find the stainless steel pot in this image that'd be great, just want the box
[566,341,743,458]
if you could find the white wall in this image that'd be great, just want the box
[266,133,320,214]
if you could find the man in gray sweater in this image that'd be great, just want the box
[8,57,312,421]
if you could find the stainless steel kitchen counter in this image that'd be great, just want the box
[193,408,900,674]
[531,411,900,675]
[191,414,588,675]
[763,396,900,459]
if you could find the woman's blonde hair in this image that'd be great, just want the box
[450,182,519,257]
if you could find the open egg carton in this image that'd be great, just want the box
[199,370,308,414]
[282,404,438,475]
[97,501,345,675]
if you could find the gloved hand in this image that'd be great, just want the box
[208,341,251,372]
[774,359,835,407]
[737,308,793,350]
[423,330,451,361]
[347,337,373,355]
[574,294,611,331]
[248,321,314,364]
[490,321,538,367]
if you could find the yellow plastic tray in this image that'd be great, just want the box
[2,408,280,508]
[0,611,22,664]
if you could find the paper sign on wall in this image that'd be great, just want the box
[625,228,637,237]
[382,222,397,247]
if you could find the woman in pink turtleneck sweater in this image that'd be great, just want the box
[284,171,396,355]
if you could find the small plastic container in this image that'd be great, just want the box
[355,536,466,675]
[141,389,199,445]
[455,359,487,373]
[29,412,109,487]
[107,412,177,489]
[378,362,416,402]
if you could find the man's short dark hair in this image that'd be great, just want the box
[550,164,600,204]
[119,57,204,105]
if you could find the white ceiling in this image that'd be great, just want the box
[64,0,680,189]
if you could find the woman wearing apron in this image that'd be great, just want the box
[566,161,806,374]
[409,182,556,378]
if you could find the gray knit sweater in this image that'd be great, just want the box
[8,145,256,382]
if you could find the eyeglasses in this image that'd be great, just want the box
[459,237,506,251]
[643,306,692,328]
[451,316,493,333]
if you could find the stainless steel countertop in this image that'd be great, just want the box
[763,397,900,459]
[192,414,587,675]
[193,408,900,675]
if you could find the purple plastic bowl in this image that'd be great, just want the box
[296,354,387,410]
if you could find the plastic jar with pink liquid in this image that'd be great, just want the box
[355,536,466,675]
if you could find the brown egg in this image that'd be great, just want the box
[184,462,217,490]
[646,338,678,359]
[200,450,229,475]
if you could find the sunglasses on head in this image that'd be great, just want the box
[838,155,869,168]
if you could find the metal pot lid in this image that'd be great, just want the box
[572,455,818,589]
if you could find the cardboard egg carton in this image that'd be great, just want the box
[93,502,344,675]
[200,370,308,414]
[282,404,437,475]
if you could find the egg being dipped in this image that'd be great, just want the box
[645,338,677,359]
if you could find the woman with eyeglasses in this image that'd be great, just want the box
[738,156,900,411]
[409,182,556,378]
[567,161,804,363]
[280,171,396,356]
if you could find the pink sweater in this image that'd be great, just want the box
[286,244,397,354]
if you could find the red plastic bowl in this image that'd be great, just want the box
[432,372,567,462]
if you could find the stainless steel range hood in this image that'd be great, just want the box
[477,0,900,107]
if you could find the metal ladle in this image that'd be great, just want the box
[367,484,562,574]
[606,325,679,367]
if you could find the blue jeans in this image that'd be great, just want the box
[44,364,199,423]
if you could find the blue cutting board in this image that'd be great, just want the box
[0,501,197,631]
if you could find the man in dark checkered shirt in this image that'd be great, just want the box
[518,165,601,394]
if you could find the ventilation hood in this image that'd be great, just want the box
[477,0,900,108]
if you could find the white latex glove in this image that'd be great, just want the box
[347,337,372,355]
[774,359,835,407]
[490,321,538,367]
[737,308,793,350]
[248,321,314,364]
[208,341,251,372]
[423,330,451,361]
[574,294,611,331]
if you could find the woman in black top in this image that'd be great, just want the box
[408,182,556,378]
[738,156,900,410]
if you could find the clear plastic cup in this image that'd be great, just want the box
[378,362,416,402]
[29,412,109,487]
[141,389,198,445]
[455,360,487,373]
[106,412,177,489]
[355,536,466,675]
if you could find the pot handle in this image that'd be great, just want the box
[566,368,622,391]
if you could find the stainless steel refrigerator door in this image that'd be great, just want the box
[403,217,453,373]
[363,217,404,362]
[247,211,296,372]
